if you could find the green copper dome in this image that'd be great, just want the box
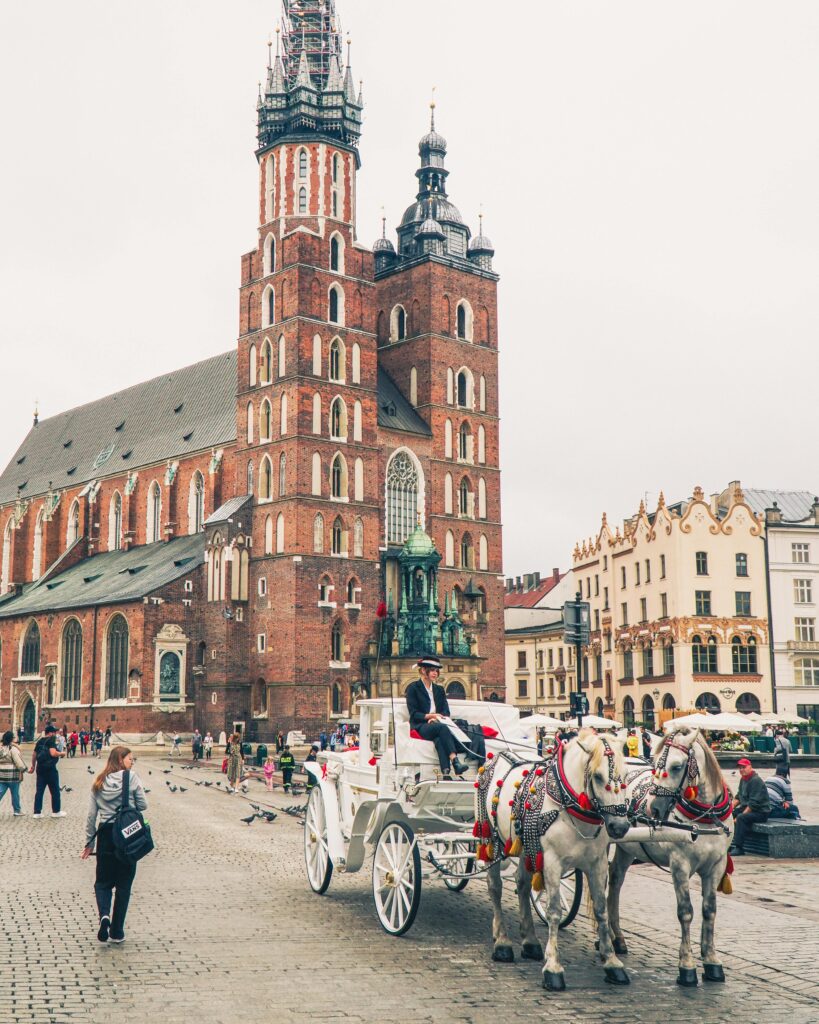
[401,524,437,557]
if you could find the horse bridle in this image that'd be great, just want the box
[551,738,629,822]
[649,738,699,800]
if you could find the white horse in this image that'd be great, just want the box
[476,730,631,990]
[607,725,734,986]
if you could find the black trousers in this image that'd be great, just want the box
[732,809,769,849]
[34,769,60,813]
[416,721,458,773]
[95,823,137,938]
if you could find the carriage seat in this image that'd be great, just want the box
[393,702,502,766]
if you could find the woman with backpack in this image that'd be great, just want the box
[81,745,148,944]
[0,730,28,815]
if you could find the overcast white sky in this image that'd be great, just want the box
[1,1,817,576]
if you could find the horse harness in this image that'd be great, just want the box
[473,740,628,876]
[648,738,732,827]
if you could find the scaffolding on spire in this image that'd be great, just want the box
[281,0,343,90]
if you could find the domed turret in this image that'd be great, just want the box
[401,524,437,558]
[468,213,495,270]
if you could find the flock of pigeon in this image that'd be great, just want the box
[81,758,305,826]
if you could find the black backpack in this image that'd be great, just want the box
[110,770,155,865]
[36,739,56,770]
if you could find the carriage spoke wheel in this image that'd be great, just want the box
[443,841,474,893]
[304,787,333,894]
[530,868,583,929]
[372,821,422,935]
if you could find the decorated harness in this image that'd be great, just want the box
[473,738,627,891]
[643,738,732,825]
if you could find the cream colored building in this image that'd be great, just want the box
[504,572,576,718]
[572,483,773,728]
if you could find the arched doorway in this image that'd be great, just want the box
[695,692,721,713]
[662,694,676,711]
[623,696,635,727]
[446,680,467,700]
[641,695,656,730]
[736,692,761,714]
[22,698,35,741]
[595,698,604,717]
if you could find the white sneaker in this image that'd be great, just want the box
[13,811,26,817]
[51,811,67,818]
[32,813,43,819]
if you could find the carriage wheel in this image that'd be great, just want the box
[530,868,583,929]
[304,787,333,894]
[443,841,474,893]
[372,821,422,935]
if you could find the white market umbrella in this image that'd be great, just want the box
[565,714,622,730]
[665,712,762,734]
[759,712,809,726]
[519,714,566,730]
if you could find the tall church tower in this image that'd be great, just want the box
[233,0,380,729]
[374,107,505,698]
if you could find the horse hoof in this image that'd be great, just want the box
[492,945,515,963]
[677,967,699,987]
[703,964,725,983]
[613,937,629,956]
[521,942,544,962]
[542,971,566,991]
[604,967,630,985]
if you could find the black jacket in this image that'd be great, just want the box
[406,679,450,730]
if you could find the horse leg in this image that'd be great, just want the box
[606,846,632,956]
[589,856,629,985]
[487,860,514,962]
[515,857,543,962]
[700,863,726,982]
[540,861,567,991]
[671,858,698,986]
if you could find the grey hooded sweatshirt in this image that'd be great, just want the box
[85,769,147,850]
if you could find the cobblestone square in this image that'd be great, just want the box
[2,753,818,1024]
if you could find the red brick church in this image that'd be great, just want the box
[0,0,505,741]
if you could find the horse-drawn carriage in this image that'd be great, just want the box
[303,698,733,990]
[302,697,582,936]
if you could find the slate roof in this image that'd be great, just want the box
[0,351,430,507]
[0,352,237,505]
[0,533,205,619]
[377,369,431,436]
[205,495,253,526]
[742,489,817,523]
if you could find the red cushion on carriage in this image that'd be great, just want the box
[410,729,423,740]
[482,726,499,738]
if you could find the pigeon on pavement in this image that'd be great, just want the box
[169,785,178,793]
[179,787,187,793]
[261,811,277,823]
[203,781,213,787]
[87,767,94,774]
[240,815,256,825]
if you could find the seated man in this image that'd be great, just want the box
[405,656,468,778]
[730,758,771,855]
[766,773,801,820]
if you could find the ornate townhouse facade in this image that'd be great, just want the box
[572,483,773,729]
[0,0,505,741]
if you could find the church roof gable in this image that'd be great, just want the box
[0,352,237,505]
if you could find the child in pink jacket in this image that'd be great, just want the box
[263,756,275,791]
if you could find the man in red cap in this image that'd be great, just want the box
[729,758,771,855]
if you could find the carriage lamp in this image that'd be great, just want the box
[370,721,387,755]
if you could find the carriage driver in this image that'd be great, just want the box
[405,656,468,779]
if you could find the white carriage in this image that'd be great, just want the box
[303,698,582,935]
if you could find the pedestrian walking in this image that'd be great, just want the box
[69,731,79,758]
[774,729,791,779]
[0,731,28,816]
[729,758,771,856]
[226,733,243,792]
[191,730,202,762]
[82,746,148,944]
[276,731,284,754]
[170,733,182,757]
[31,724,66,818]
[305,744,319,790]
[319,730,327,752]
[104,726,112,748]
[79,730,88,756]
[641,728,652,760]
[55,731,67,755]
[17,726,24,744]
[203,732,213,761]
[263,756,275,791]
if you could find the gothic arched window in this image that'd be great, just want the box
[298,186,307,214]
[189,472,205,534]
[298,148,308,178]
[109,492,122,551]
[106,614,129,700]
[385,450,421,545]
[67,500,81,546]
[329,337,345,381]
[331,621,344,661]
[21,621,40,676]
[147,484,161,543]
[279,453,287,496]
[32,508,44,579]
[331,454,347,499]
[61,619,83,702]
[313,513,324,553]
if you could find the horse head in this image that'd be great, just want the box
[572,730,630,839]
[647,725,702,819]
